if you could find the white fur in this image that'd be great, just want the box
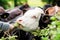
[16,7,44,31]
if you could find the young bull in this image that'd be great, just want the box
[0,4,30,22]
[0,8,23,22]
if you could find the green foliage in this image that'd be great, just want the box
[0,35,17,40]
[8,36,17,40]
[0,0,55,9]
[28,0,47,7]
[0,37,5,40]
[53,33,60,40]
[0,0,27,9]
[42,37,48,40]
[14,0,27,6]
[50,16,57,21]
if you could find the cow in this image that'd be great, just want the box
[13,7,45,40]
[0,4,30,22]
[16,7,45,31]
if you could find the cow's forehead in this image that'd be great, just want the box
[24,7,44,16]
[16,7,44,21]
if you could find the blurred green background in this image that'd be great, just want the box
[0,0,54,9]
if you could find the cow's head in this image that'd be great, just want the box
[1,8,23,22]
[16,7,44,31]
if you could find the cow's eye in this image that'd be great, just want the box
[32,16,37,19]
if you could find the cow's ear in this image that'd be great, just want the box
[45,7,55,16]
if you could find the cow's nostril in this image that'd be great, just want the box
[32,16,37,19]
[19,20,22,22]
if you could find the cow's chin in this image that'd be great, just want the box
[19,24,24,29]
[16,22,24,29]
[18,24,36,32]
[16,22,37,32]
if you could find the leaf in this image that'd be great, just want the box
[53,34,60,40]
[42,37,48,40]
[1,37,5,40]
[50,16,57,21]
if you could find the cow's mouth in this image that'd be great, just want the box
[19,24,24,29]
[15,23,32,32]
[14,22,24,29]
